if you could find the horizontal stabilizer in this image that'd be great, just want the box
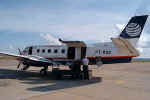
[111,37,139,57]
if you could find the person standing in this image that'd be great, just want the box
[82,57,89,80]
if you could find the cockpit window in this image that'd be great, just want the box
[23,47,29,53]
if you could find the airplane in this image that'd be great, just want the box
[0,14,148,77]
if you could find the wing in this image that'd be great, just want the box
[0,52,56,66]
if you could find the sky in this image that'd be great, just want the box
[0,0,150,58]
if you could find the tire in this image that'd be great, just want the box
[56,72,62,80]
[40,69,47,77]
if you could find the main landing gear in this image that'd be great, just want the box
[21,65,30,71]
[40,66,48,77]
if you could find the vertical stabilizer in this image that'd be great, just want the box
[119,15,148,46]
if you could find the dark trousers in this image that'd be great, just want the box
[71,62,81,79]
[83,65,89,80]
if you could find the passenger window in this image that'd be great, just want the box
[48,49,51,53]
[37,49,40,53]
[54,49,58,53]
[95,50,98,54]
[42,49,45,53]
[103,50,105,54]
[61,49,65,53]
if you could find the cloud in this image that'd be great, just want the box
[0,0,150,58]
[138,33,150,48]
[136,31,150,57]
[0,0,133,34]
[135,0,150,15]
[136,48,150,58]
[137,47,143,53]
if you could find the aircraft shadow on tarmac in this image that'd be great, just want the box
[0,68,102,92]
[27,77,102,92]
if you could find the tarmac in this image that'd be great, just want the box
[0,60,150,100]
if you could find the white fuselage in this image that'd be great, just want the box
[23,40,135,64]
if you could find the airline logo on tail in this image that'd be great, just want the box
[125,23,142,37]
[120,15,148,39]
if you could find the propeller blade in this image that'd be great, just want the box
[18,48,22,55]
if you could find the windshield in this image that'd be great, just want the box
[23,47,29,53]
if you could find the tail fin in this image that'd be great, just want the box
[119,15,148,46]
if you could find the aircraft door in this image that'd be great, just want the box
[81,47,86,59]
[67,47,75,59]
[75,47,81,60]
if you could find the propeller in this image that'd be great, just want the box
[18,48,22,55]
[17,48,22,69]
[17,62,21,69]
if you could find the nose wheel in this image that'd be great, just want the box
[40,66,48,77]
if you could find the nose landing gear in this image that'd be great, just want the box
[40,66,48,77]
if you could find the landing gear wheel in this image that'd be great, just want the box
[40,69,47,77]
